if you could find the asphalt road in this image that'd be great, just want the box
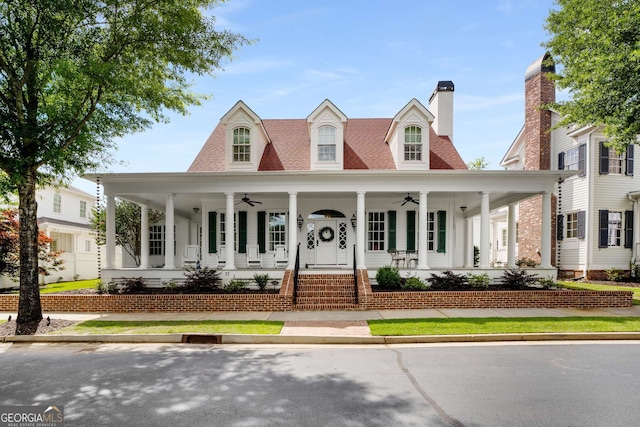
[1,341,639,426]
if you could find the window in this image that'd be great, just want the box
[367,212,385,251]
[515,223,519,243]
[501,229,508,247]
[609,147,623,174]
[220,213,237,250]
[80,201,87,218]
[269,212,286,251]
[565,147,579,170]
[404,126,422,161]
[318,126,336,161]
[559,144,586,176]
[85,240,91,252]
[427,211,435,251]
[233,127,251,162]
[566,212,578,238]
[608,211,622,247]
[149,225,164,255]
[53,193,61,213]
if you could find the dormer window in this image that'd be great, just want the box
[318,125,336,162]
[404,126,422,161]
[233,127,251,162]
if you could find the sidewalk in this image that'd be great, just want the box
[3,307,640,344]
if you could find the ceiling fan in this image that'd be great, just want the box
[393,193,419,206]
[237,194,263,207]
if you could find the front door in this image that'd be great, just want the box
[316,220,337,265]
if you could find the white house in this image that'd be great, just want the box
[85,81,572,288]
[502,53,639,280]
[0,185,99,288]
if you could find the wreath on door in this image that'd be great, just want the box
[318,226,335,243]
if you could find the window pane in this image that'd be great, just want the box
[404,126,422,161]
[318,126,336,161]
[608,211,622,246]
[269,212,286,251]
[367,212,385,251]
[233,127,251,162]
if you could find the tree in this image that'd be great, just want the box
[467,157,490,170]
[90,199,163,267]
[0,208,64,281]
[544,0,640,151]
[0,1,249,334]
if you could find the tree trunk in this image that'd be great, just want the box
[16,169,43,335]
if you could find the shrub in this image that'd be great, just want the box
[499,268,539,289]
[162,279,179,293]
[376,266,401,289]
[537,276,556,289]
[467,273,490,290]
[631,262,640,283]
[119,277,147,294]
[182,267,222,293]
[253,273,271,291]
[605,267,623,282]
[515,257,539,268]
[224,279,247,293]
[401,276,428,291]
[428,270,468,291]
[96,280,107,295]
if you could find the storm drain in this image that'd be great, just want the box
[181,334,222,344]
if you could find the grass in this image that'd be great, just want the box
[39,279,100,294]
[558,281,640,305]
[54,320,284,335]
[368,317,640,336]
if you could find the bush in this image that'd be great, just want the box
[467,273,490,290]
[96,280,107,295]
[605,267,624,282]
[428,270,468,291]
[162,279,179,293]
[119,277,146,294]
[376,266,401,289]
[182,267,222,293]
[499,268,539,289]
[253,273,271,291]
[515,257,539,268]
[401,276,428,291]
[537,276,556,289]
[224,279,247,293]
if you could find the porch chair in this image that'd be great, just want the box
[406,250,418,269]
[388,249,405,268]
[273,244,288,268]
[182,245,200,268]
[217,245,226,268]
[246,244,263,268]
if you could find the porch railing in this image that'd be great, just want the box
[352,244,358,304]
[293,243,300,304]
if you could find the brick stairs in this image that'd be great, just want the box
[293,274,359,311]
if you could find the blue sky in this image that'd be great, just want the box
[74,0,559,194]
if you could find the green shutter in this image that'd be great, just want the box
[388,211,397,250]
[258,211,266,253]
[238,211,247,254]
[437,210,446,253]
[208,212,217,253]
[406,211,416,251]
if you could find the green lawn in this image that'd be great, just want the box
[558,281,640,305]
[55,320,284,335]
[368,317,640,336]
[39,279,100,294]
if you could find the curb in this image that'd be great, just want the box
[3,332,640,345]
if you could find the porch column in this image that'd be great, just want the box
[105,192,116,269]
[464,216,473,267]
[287,192,298,269]
[540,191,552,268]
[479,192,491,268]
[507,203,517,268]
[417,191,429,269]
[139,204,149,269]
[164,194,175,269]
[224,192,236,270]
[200,202,207,267]
[356,191,366,269]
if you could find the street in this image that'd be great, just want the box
[1,341,639,426]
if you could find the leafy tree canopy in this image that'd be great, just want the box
[467,157,490,170]
[544,0,640,151]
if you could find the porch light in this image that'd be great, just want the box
[297,214,304,231]
[460,206,467,212]
[193,207,200,214]
[350,214,357,230]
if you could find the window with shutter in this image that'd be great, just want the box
[208,212,217,253]
[238,211,247,253]
[625,210,634,248]
[598,210,608,248]
[626,144,634,176]
[557,214,564,240]
[437,211,446,253]
[558,152,565,171]
[578,144,586,177]
[388,211,397,250]
[577,211,586,239]
[406,211,416,251]
[600,142,609,174]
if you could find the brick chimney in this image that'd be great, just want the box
[519,53,557,265]
[428,81,454,141]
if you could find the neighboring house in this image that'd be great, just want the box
[0,185,99,288]
[85,81,570,287]
[501,53,639,280]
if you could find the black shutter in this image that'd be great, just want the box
[626,144,634,176]
[208,212,217,253]
[577,210,586,239]
[437,210,446,253]
[578,144,586,177]
[388,211,397,250]
[238,211,247,253]
[599,210,609,248]
[558,152,565,171]
[600,141,609,174]
[625,210,634,248]
[557,214,564,240]
[406,211,416,251]
[257,211,266,253]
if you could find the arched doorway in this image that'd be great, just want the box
[306,210,348,266]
